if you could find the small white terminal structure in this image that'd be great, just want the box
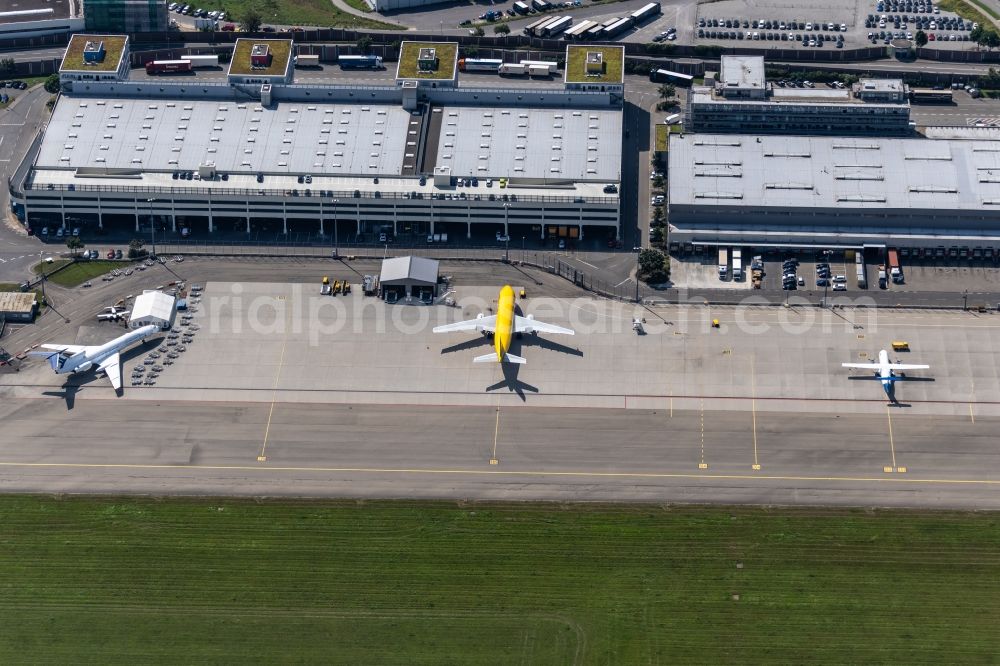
[11,38,624,246]
[128,290,177,331]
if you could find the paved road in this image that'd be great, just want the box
[0,85,51,282]
[0,400,996,508]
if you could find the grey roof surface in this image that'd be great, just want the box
[38,95,413,176]
[720,55,765,90]
[434,106,621,181]
[0,0,72,24]
[858,78,905,93]
[668,133,1000,210]
[380,256,439,285]
[691,88,906,109]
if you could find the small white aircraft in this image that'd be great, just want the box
[96,306,130,322]
[29,324,160,391]
[433,285,574,364]
[842,349,929,401]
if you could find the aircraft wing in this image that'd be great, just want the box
[39,344,87,354]
[514,315,574,336]
[842,362,882,369]
[886,363,930,371]
[433,315,497,334]
[99,352,122,391]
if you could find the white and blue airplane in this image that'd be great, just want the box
[29,324,160,391]
[842,349,929,401]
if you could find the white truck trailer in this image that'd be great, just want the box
[732,248,743,280]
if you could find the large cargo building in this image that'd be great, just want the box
[11,40,623,248]
[686,55,911,137]
[0,0,84,40]
[667,132,1000,250]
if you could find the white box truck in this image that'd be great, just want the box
[499,63,527,76]
[295,54,320,67]
[183,54,219,67]
[732,248,743,280]
[718,248,728,279]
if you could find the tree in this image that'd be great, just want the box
[657,83,676,102]
[127,238,147,259]
[915,30,928,47]
[356,35,373,54]
[0,57,14,78]
[473,26,485,37]
[65,236,84,257]
[44,73,60,94]
[638,248,670,284]
[239,9,262,33]
[970,25,999,50]
[493,23,510,35]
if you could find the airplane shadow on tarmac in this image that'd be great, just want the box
[437,304,583,402]
[848,375,936,408]
[41,337,164,409]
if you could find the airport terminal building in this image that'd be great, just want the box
[10,40,624,247]
[667,132,1000,250]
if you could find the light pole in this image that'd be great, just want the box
[332,198,339,258]
[146,198,156,257]
[502,203,511,262]
[521,235,525,262]
[821,249,832,307]
[963,288,969,311]
[38,249,46,305]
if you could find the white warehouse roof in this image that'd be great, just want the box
[130,290,175,323]
[669,133,1000,211]
[380,256,439,285]
[435,106,621,182]
[38,97,413,176]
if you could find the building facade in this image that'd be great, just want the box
[687,56,911,137]
[12,40,623,248]
[667,132,1000,250]
[83,0,167,32]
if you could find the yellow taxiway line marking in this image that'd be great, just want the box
[698,398,708,469]
[490,407,501,465]
[257,337,288,463]
[886,406,898,472]
[970,377,976,424]
[0,460,998,486]
[751,354,760,471]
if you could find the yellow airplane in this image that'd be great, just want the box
[433,284,574,364]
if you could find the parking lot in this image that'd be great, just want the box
[669,246,1000,298]
[693,0,973,50]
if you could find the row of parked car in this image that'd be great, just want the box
[0,80,28,90]
[700,18,848,32]
[699,28,845,46]
[877,0,938,14]
[168,2,227,21]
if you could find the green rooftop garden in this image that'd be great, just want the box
[60,35,127,72]
[396,42,458,80]
[228,39,292,76]
[565,45,624,84]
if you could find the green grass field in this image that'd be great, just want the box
[225,0,402,30]
[34,260,131,287]
[1,497,998,663]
